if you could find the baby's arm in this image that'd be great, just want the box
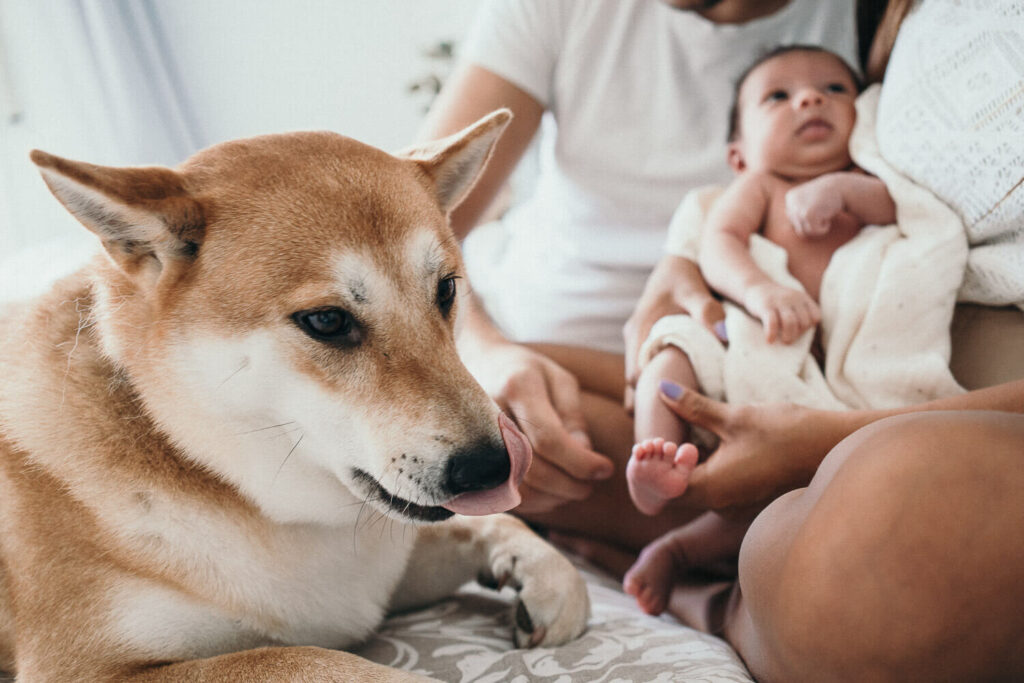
[786,171,896,238]
[700,174,819,344]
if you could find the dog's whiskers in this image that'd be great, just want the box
[353,493,373,552]
[217,358,250,390]
[271,433,304,485]
[237,421,298,437]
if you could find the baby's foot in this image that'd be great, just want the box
[623,537,683,616]
[626,438,699,515]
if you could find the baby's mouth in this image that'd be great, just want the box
[797,118,834,139]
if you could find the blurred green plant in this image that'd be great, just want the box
[408,40,456,113]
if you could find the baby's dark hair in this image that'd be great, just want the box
[726,45,863,143]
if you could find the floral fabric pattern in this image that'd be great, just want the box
[356,560,753,682]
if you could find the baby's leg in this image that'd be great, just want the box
[628,346,700,515]
[624,511,750,616]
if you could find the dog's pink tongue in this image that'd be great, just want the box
[442,414,532,516]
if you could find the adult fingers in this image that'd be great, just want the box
[699,298,728,342]
[656,385,738,509]
[657,381,728,435]
[506,387,612,483]
[623,385,636,414]
[516,482,575,515]
[544,363,593,450]
[622,313,646,390]
[521,456,593,502]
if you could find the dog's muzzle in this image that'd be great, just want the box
[441,413,531,516]
[445,445,511,496]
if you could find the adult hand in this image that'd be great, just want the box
[465,340,614,514]
[656,383,852,510]
[623,256,725,411]
[743,282,820,344]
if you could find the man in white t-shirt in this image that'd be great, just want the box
[420,0,857,542]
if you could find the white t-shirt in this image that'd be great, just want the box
[462,0,858,353]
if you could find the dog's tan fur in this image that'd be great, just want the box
[0,111,588,681]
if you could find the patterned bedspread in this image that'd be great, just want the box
[356,558,753,682]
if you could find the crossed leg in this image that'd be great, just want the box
[708,410,1024,682]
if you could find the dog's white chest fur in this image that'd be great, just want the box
[110,515,416,659]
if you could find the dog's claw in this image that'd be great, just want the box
[515,600,534,634]
[476,571,500,590]
[487,523,589,649]
[514,601,548,648]
[527,626,547,648]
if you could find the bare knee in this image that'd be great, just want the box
[734,411,1024,682]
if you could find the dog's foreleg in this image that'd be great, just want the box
[116,645,434,682]
[392,514,590,648]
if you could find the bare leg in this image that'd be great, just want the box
[524,390,704,551]
[694,411,1024,682]
[627,346,701,514]
[632,346,698,443]
[623,511,749,615]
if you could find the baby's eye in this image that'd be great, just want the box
[825,83,848,93]
[764,89,788,103]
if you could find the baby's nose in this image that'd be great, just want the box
[795,88,824,108]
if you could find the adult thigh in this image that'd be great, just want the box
[732,411,1024,683]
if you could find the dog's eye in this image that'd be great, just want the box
[437,275,458,316]
[293,307,362,347]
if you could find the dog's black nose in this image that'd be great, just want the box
[445,442,511,495]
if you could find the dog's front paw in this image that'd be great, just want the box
[482,533,590,648]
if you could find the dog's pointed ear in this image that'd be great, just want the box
[30,150,204,277]
[400,109,512,214]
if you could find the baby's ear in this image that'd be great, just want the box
[726,143,747,173]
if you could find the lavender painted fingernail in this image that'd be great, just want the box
[713,320,728,342]
[660,380,684,400]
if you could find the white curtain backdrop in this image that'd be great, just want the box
[0,0,204,262]
[0,0,476,302]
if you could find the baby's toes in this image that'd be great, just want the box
[633,438,658,460]
[673,443,699,470]
[638,586,667,616]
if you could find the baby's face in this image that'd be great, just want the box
[731,50,858,179]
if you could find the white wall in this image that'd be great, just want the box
[0,0,478,261]
[153,0,477,150]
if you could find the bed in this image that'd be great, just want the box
[356,557,753,682]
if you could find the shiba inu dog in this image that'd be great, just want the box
[0,110,588,681]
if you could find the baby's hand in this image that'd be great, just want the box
[744,283,820,344]
[786,175,844,239]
